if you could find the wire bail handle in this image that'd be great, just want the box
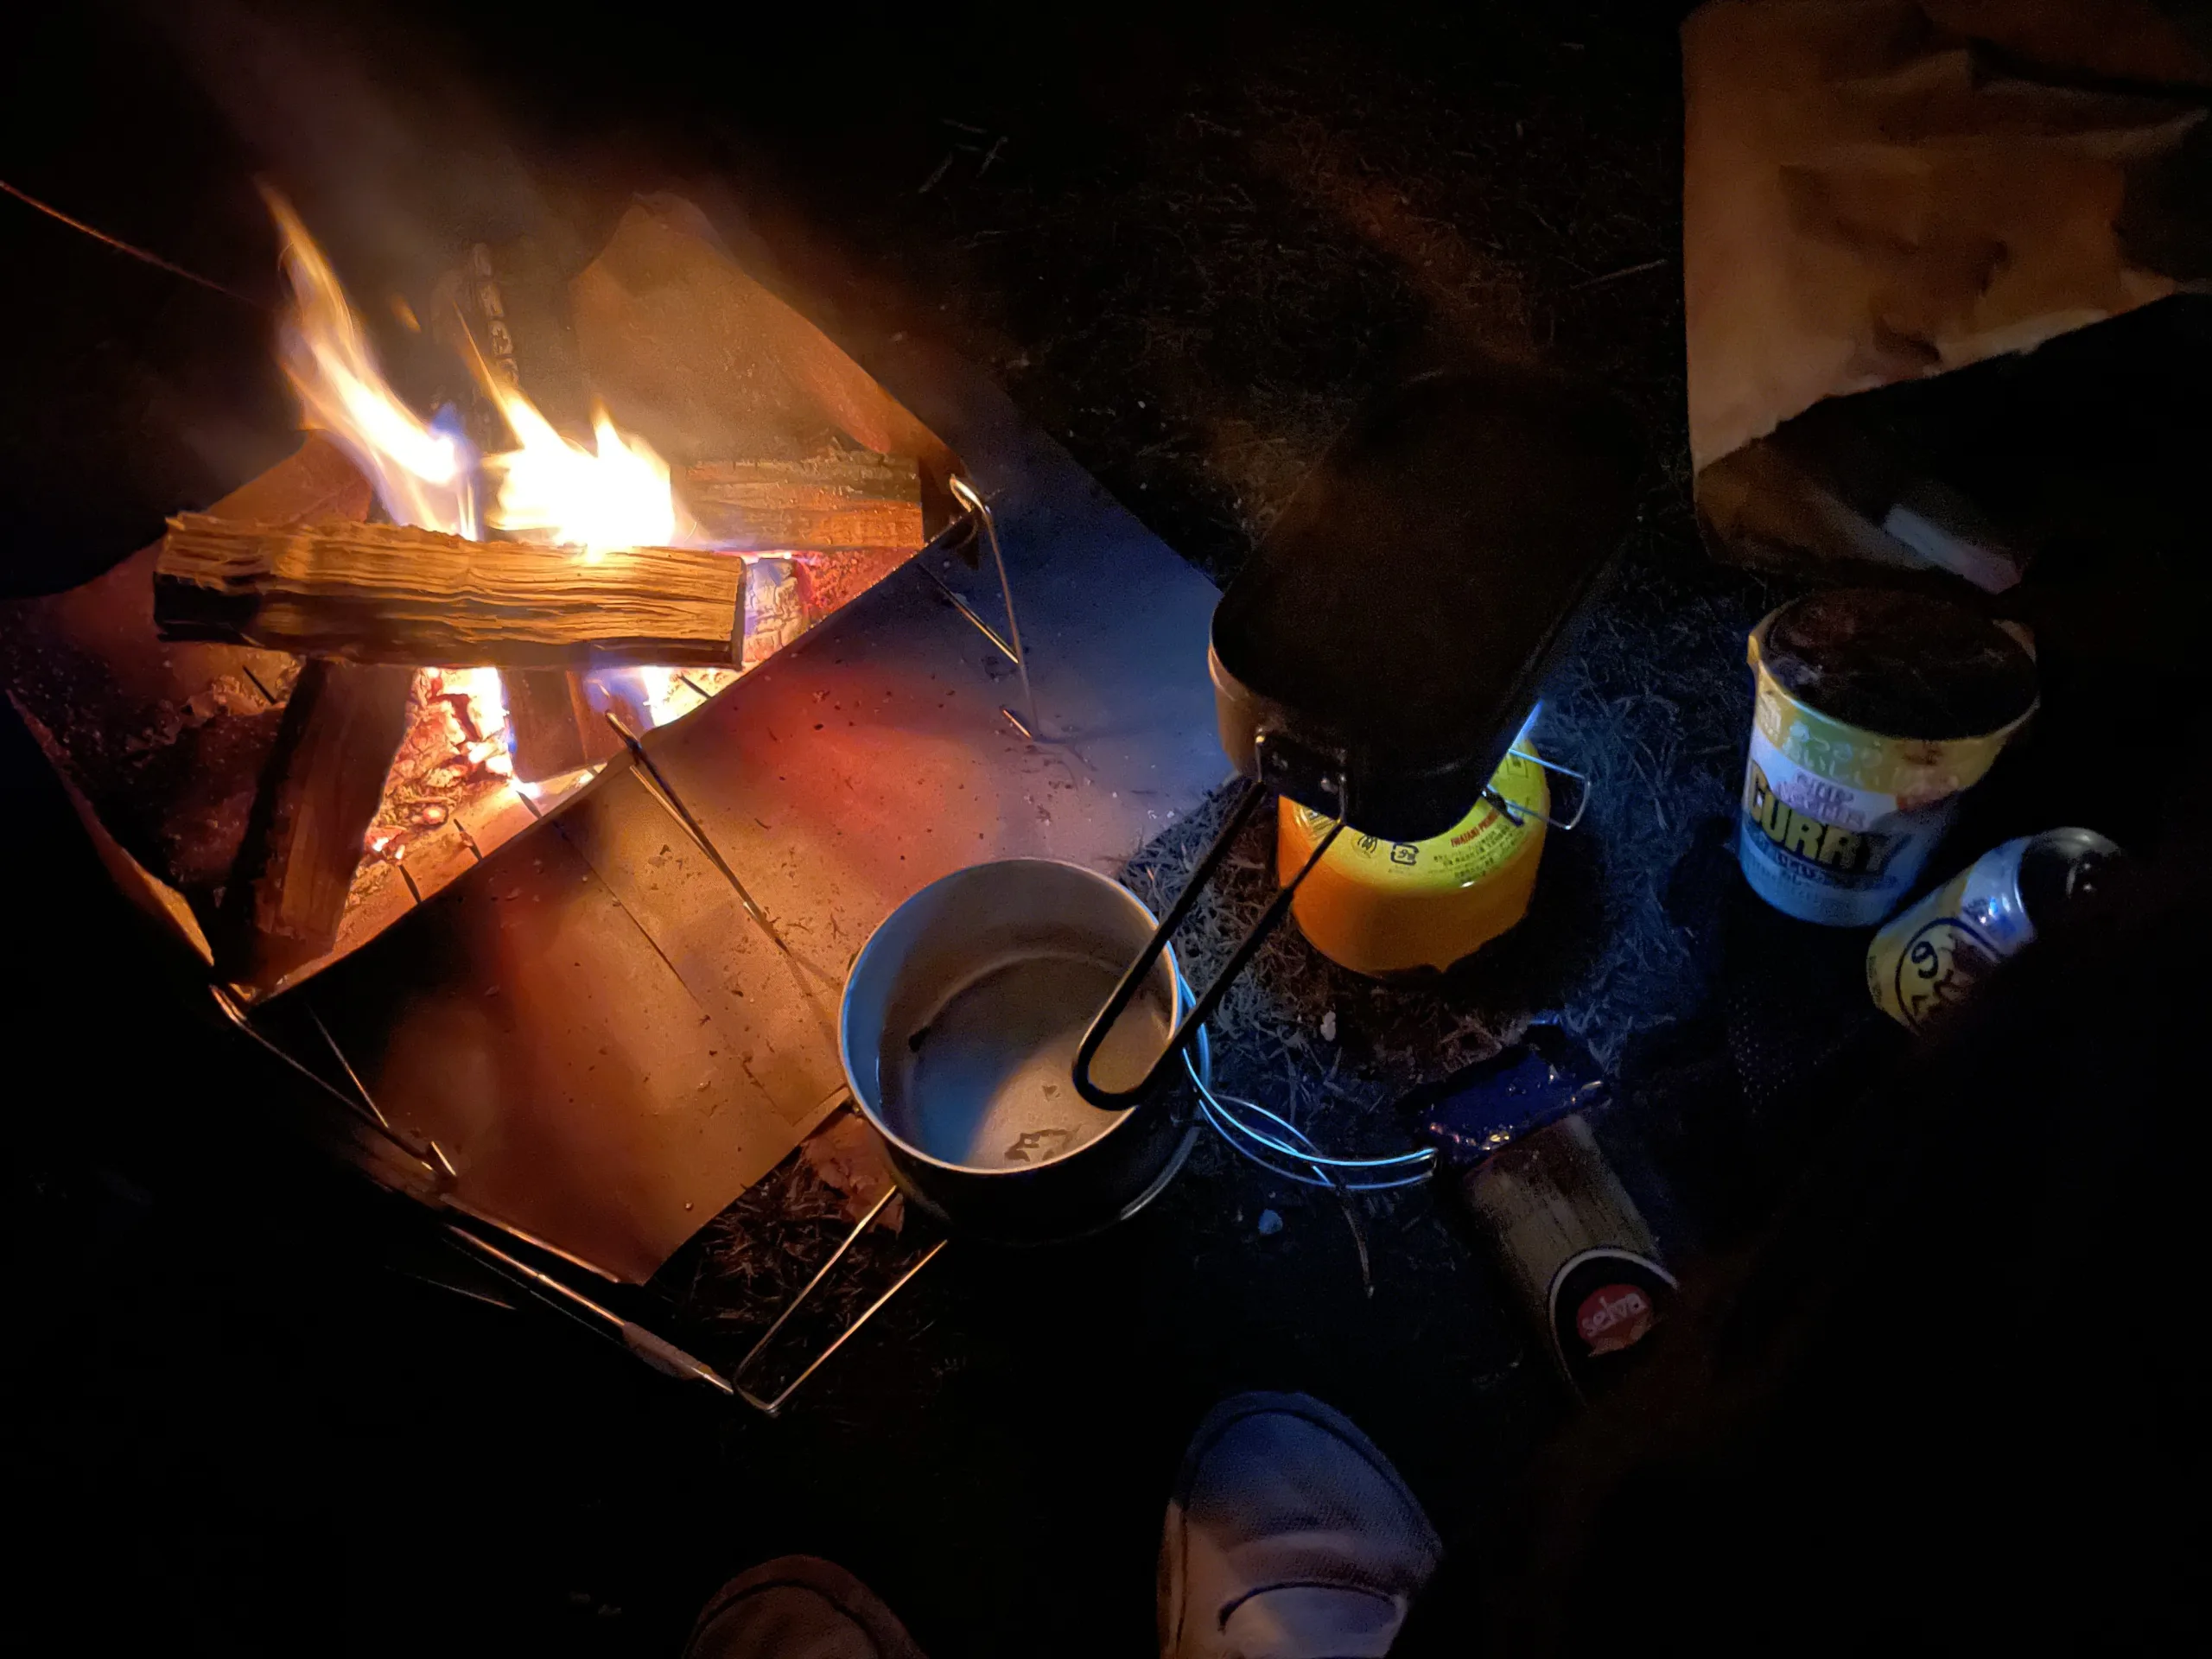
[1071,741,1346,1110]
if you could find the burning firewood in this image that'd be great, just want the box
[435,237,683,784]
[154,450,925,671]
[219,658,416,984]
[0,437,369,939]
[503,666,622,781]
[155,517,753,668]
[681,455,925,551]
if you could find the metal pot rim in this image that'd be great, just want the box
[839,857,1183,1177]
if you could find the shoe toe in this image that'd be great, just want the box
[1164,1394,1442,1659]
[1185,1395,1440,1591]
[685,1557,925,1659]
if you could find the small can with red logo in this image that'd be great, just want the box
[1466,1116,1678,1401]
[1412,1031,1678,1401]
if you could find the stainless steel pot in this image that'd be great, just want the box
[839,859,1202,1245]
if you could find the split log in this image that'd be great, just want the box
[157,516,923,671]
[156,518,746,668]
[571,201,960,511]
[219,659,417,986]
[0,437,370,944]
[434,235,597,454]
[503,667,622,781]
[433,237,926,556]
[681,454,924,551]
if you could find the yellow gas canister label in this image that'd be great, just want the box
[1281,751,1550,977]
[1289,749,1547,891]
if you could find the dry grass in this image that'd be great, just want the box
[653,1140,934,1387]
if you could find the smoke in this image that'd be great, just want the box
[148,0,559,297]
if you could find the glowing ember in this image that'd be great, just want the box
[442,665,512,760]
[360,667,534,875]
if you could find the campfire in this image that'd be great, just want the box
[2,188,1224,1289]
[3,194,946,1001]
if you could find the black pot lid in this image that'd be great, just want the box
[1211,362,1644,842]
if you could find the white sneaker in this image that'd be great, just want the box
[1160,1392,1443,1659]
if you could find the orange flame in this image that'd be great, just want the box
[266,191,679,559]
[266,190,479,538]
[480,385,677,559]
[266,196,704,813]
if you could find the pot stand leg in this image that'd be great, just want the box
[442,1224,733,1395]
[943,476,1039,741]
[604,709,791,959]
[728,1186,950,1416]
[209,984,447,1192]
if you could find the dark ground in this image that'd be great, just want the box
[0,3,1982,1653]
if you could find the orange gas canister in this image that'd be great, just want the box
[1277,747,1549,978]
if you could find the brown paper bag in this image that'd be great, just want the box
[1685,0,2211,588]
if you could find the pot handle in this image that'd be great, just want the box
[1071,776,1343,1109]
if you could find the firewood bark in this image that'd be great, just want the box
[681,454,924,551]
[221,659,416,986]
[571,202,959,504]
[435,236,597,454]
[502,667,622,781]
[156,517,746,668]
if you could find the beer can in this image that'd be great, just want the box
[1414,1031,1678,1402]
[1465,1115,1679,1402]
[1866,828,2120,1032]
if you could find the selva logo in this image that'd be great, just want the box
[1576,1284,1656,1356]
[1744,761,1903,875]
